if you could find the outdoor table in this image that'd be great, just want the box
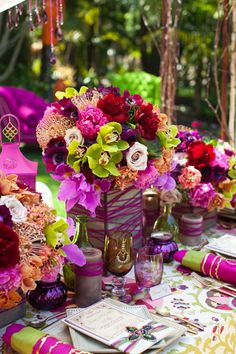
[1,225,236,354]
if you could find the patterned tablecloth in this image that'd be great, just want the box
[1,226,236,354]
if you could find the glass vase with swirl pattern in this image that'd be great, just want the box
[104,231,133,299]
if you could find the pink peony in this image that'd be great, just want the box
[134,162,158,190]
[189,183,216,209]
[76,106,108,140]
[178,166,202,189]
[0,266,21,292]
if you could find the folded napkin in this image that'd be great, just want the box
[174,250,236,285]
[2,324,91,354]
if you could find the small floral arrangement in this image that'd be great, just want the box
[36,86,180,216]
[172,127,236,210]
[0,172,85,310]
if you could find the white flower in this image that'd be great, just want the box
[0,195,27,223]
[174,152,188,166]
[126,142,148,171]
[65,127,84,146]
[160,189,182,205]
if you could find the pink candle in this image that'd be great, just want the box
[74,248,103,308]
[179,213,203,246]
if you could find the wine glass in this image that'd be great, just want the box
[135,246,163,289]
[104,231,133,300]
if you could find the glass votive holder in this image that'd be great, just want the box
[135,246,163,289]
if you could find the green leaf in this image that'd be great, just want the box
[140,137,162,157]
[78,86,88,95]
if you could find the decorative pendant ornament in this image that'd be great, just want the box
[7,9,14,30]
[49,0,56,65]
[33,0,41,27]
[15,6,20,27]
[59,0,64,26]
[28,0,34,31]
[55,0,63,40]
[41,0,48,23]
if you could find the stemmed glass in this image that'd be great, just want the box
[104,231,134,300]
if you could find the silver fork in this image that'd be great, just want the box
[192,272,236,298]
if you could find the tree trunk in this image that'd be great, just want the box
[220,0,229,140]
[229,0,236,146]
[160,0,180,123]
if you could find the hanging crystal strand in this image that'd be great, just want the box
[18,3,24,15]
[7,9,14,30]
[15,6,20,27]
[41,0,48,23]
[59,0,64,26]
[28,0,34,31]
[49,0,56,64]
[34,0,42,27]
[55,0,63,40]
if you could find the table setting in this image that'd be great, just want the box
[0,86,236,354]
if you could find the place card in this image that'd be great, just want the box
[149,283,172,301]
[64,300,175,354]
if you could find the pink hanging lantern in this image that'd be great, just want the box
[0,114,38,189]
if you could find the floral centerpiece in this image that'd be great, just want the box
[172,127,236,212]
[0,171,85,311]
[36,86,180,248]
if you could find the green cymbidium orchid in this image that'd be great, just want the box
[44,219,71,248]
[228,157,236,179]
[44,219,86,267]
[86,143,122,178]
[67,140,87,172]
[55,86,87,100]
[157,125,180,149]
[96,122,129,152]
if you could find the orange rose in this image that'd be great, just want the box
[208,193,225,211]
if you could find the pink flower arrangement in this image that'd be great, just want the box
[37,86,180,216]
[173,128,236,210]
[0,171,85,309]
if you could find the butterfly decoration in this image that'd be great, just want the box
[126,325,156,341]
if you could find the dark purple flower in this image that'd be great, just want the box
[95,179,111,192]
[224,148,234,157]
[43,137,68,172]
[121,125,139,142]
[0,205,13,227]
[52,163,73,181]
[176,131,201,152]
[123,90,143,107]
[97,85,121,96]
[200,165,227,183]
[211,166,227,183]
[52,98,78,119]
[231,193,236,208]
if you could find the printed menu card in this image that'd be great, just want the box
[64,300,175,354]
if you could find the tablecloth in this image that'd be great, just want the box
[1,225,236,354]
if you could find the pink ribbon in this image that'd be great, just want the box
[74,261,103,277]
